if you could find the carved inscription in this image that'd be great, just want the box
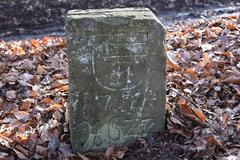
[70,33,161,151]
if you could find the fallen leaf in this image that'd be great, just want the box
[0,63,6,73]
[226,21,236,30]
[167,53,181,70]
[59,143,75,158]
[184,68,197,80]
[55,85,69,92]
[37,65,45,75]
[31,39,39,48]
[178,99,192,115]
[20,101,32,111]
[192,108,206,122]
[29,90,39,98]
[17,133,28,142]
[206,135,224,149]
[46,103,62,111]
[77,153,90,160]
[41,97,53,106]
[14,111,29,121]
[106,146,128,160]
[6,90,17,101]
[222,75,240,84]
[199,52,209,67]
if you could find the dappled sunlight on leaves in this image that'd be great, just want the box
[0,14,239,159]
[166,14,240,159]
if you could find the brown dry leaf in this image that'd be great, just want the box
[41,97,53,106]
[166,53,181,71]
[20,101,32,111]
[184,68,197,80]
[4,71,19,84]
[35,145,48,158]
[169,116,184,126]
[178,99,192,115]
[199,52,209,67]
[42,36,66,48]
[167,116,191,138]
[0,96,4,106]
[193,29,200,38]
[0,133,14,146]
[10,44,25,55]
[13,148,28,160]
[210,26,223,35]
[46,103,62,111]
[222,75,240,84]
[226,21,236,30]
[59,143,75,158]
[36,64,45,75]
[214,51,232,57]
[14,111,30,121]
[6,90,17,101]
[206,135,224,149]
[167,125,191,139]
[31,39,39,48]
[14,145,29,159]
[77,153,90,160]
[17,133,29,142]
[29,90,39,98]
[237,15,240,24]
[18,122,31,133]
[106,146,128,160]
[177,99,208,127]
[55,85,69,92]
[192,108,206,123]
[0,62,6,73]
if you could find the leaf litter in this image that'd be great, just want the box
[0,15,239,159]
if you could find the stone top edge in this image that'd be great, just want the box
[66,7,156,19]
[67,7,150,15]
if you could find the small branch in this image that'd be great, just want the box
[170,88,198,108]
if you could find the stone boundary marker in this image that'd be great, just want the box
[66,8,166,153]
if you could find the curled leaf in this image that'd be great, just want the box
[222,75,240,84]
[167,53,181,71]
[192,108,206,123]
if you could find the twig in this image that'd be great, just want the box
[170,88,198,108]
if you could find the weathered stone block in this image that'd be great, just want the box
[66,8,166,153]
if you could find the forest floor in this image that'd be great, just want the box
[0,11,239,160]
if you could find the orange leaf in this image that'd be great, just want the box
[184,68,197,80]
[46,103,62,111]
[53,103,62,109]
[55,85,69,92]
[226,22,236,30]
[167,54,181,71]
[42,36,50,46]
[192,108,206,122]
[10,45,25,55]
[17,134,28,142]
[178,99,192,115]
[41,97,53,106]
[31,39,39,48]
[30,90,38,98]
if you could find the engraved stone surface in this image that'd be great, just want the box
[66,8,166,153]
